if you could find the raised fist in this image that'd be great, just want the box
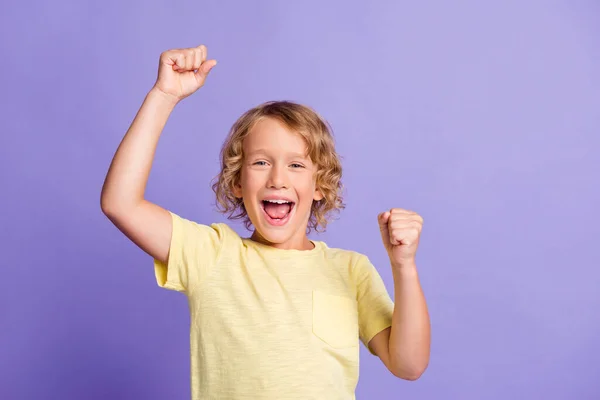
[153,45,217,102]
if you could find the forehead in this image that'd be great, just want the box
[244,117,308,156]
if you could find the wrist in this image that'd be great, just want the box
[392,266,419,287]
[391,260,417,273]
[148,86,180,108]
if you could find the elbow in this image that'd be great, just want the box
[100,182,129,217]
[393,368,426,381]
[100,190,136,219]
[100,186,114,216]
[389,359,429,381]
[100,196,129,221]
[391,366,427,381]
[100,195,118,218]
[387,342,430,381]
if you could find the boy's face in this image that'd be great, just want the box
[234,117,323,250]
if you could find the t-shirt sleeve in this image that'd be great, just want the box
[354,254,395,354]
[153,211,225,294]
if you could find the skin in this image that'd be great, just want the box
[233,117,323,250]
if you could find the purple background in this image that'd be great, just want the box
[2,1,599,399]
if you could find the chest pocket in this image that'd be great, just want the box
[312,290,358,348]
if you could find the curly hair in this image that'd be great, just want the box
[211,100,344,233]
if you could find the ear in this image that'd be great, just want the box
[313,187,324,202]
[233,183,243,198]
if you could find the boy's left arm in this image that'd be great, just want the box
[368,208,431,380]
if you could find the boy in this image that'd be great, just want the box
[101,44,430,399]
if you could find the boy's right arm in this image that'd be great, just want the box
[100,45,217,264]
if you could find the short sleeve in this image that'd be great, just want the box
[354,255,394,354]
[153,211,225,294]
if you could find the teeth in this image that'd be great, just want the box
[265,199,291,204]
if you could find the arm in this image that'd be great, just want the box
[100,45,217,263]
[100,88,178,263]
[369,208,431,380]
[369,263,430,380]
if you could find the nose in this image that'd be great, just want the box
[267,164,288,189]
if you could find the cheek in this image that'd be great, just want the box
[240,170,262,196]
[297,179,318,200]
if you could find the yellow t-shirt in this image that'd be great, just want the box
[154,212,394,400]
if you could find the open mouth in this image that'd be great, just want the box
[260,199,296,226]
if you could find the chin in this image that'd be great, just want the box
[255,229,292,245]
[250,201,308,245]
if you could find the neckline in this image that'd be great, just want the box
[242,237,325,257]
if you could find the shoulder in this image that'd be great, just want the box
[208,221,241,239]
[321,244,362,260]
[319,243,373,275]
[169,212,243,248]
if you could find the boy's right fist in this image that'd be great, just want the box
[153,45,217,102]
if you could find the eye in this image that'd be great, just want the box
[253,161,268,166]
[290,163,304,168]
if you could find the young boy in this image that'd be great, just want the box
[101,45,430,399]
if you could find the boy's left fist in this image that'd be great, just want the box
[378,208,423,267]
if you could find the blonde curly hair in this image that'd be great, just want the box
[211,100,344,233]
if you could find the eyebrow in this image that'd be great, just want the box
[246,149,308,159]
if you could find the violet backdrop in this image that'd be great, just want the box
[1,1,599,399]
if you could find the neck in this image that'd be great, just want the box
[250,230,315,251]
